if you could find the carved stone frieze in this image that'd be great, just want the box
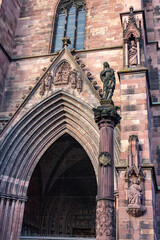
[96,200,115,238]
[39,61,83,95]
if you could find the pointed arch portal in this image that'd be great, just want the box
[0,91,99,240]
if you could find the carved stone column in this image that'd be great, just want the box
[136,37,141,66]
[124,39,129,67]
[93,99,121,240]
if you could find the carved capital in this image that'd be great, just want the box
[93,101,121,128]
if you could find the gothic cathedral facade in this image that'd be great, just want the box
[0,0,160,240]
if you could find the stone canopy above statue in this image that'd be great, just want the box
[121,6,145,68]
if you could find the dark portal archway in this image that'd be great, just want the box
[21,134,97,237]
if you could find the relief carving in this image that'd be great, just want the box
[77,75,82,93]
[96,200,115,238]
[39,73,52,96]
[98,152,111,167]
[54,62,71,85]
[53,62,82,93]
[69,71,77,89]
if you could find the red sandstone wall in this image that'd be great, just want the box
[0,0,21,53]
[0,0,21,108]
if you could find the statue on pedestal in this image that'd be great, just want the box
[100,62,116,100]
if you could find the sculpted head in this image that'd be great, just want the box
[103,62,110,68]
[132,178,139,185]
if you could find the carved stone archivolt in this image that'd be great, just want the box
[96,200,115,238]
[125,135,146,217]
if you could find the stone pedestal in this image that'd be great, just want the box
[93,100,121,240]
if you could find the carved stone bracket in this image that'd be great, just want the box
[96,200,115,238]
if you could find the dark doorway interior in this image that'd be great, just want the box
[21,134,97,237]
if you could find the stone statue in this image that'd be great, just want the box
[100,62,115,100]
[127,178,142,206]
[128,39,137,66]
[45,73,52,91]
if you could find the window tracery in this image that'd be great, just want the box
[51,0,86,52]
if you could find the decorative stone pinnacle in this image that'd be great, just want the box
[62,36,71,48]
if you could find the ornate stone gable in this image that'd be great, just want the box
[0,47,100,136]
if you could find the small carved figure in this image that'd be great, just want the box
[77,75,82,93]
[39,80,45,96]
[69,71,76,89]
[45,73,52,91]
[100,62,115,100]
[127,178,142,206]
[128,39,137,66]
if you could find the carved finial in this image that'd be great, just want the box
[62,36,71,48]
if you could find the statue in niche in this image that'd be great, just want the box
[54,62,71,85]
[128,39,137,66]
[126,177,146,217]
[100,62,115,100]
[127,178,142,206]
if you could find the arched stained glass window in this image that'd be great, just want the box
[51,0,86,52]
